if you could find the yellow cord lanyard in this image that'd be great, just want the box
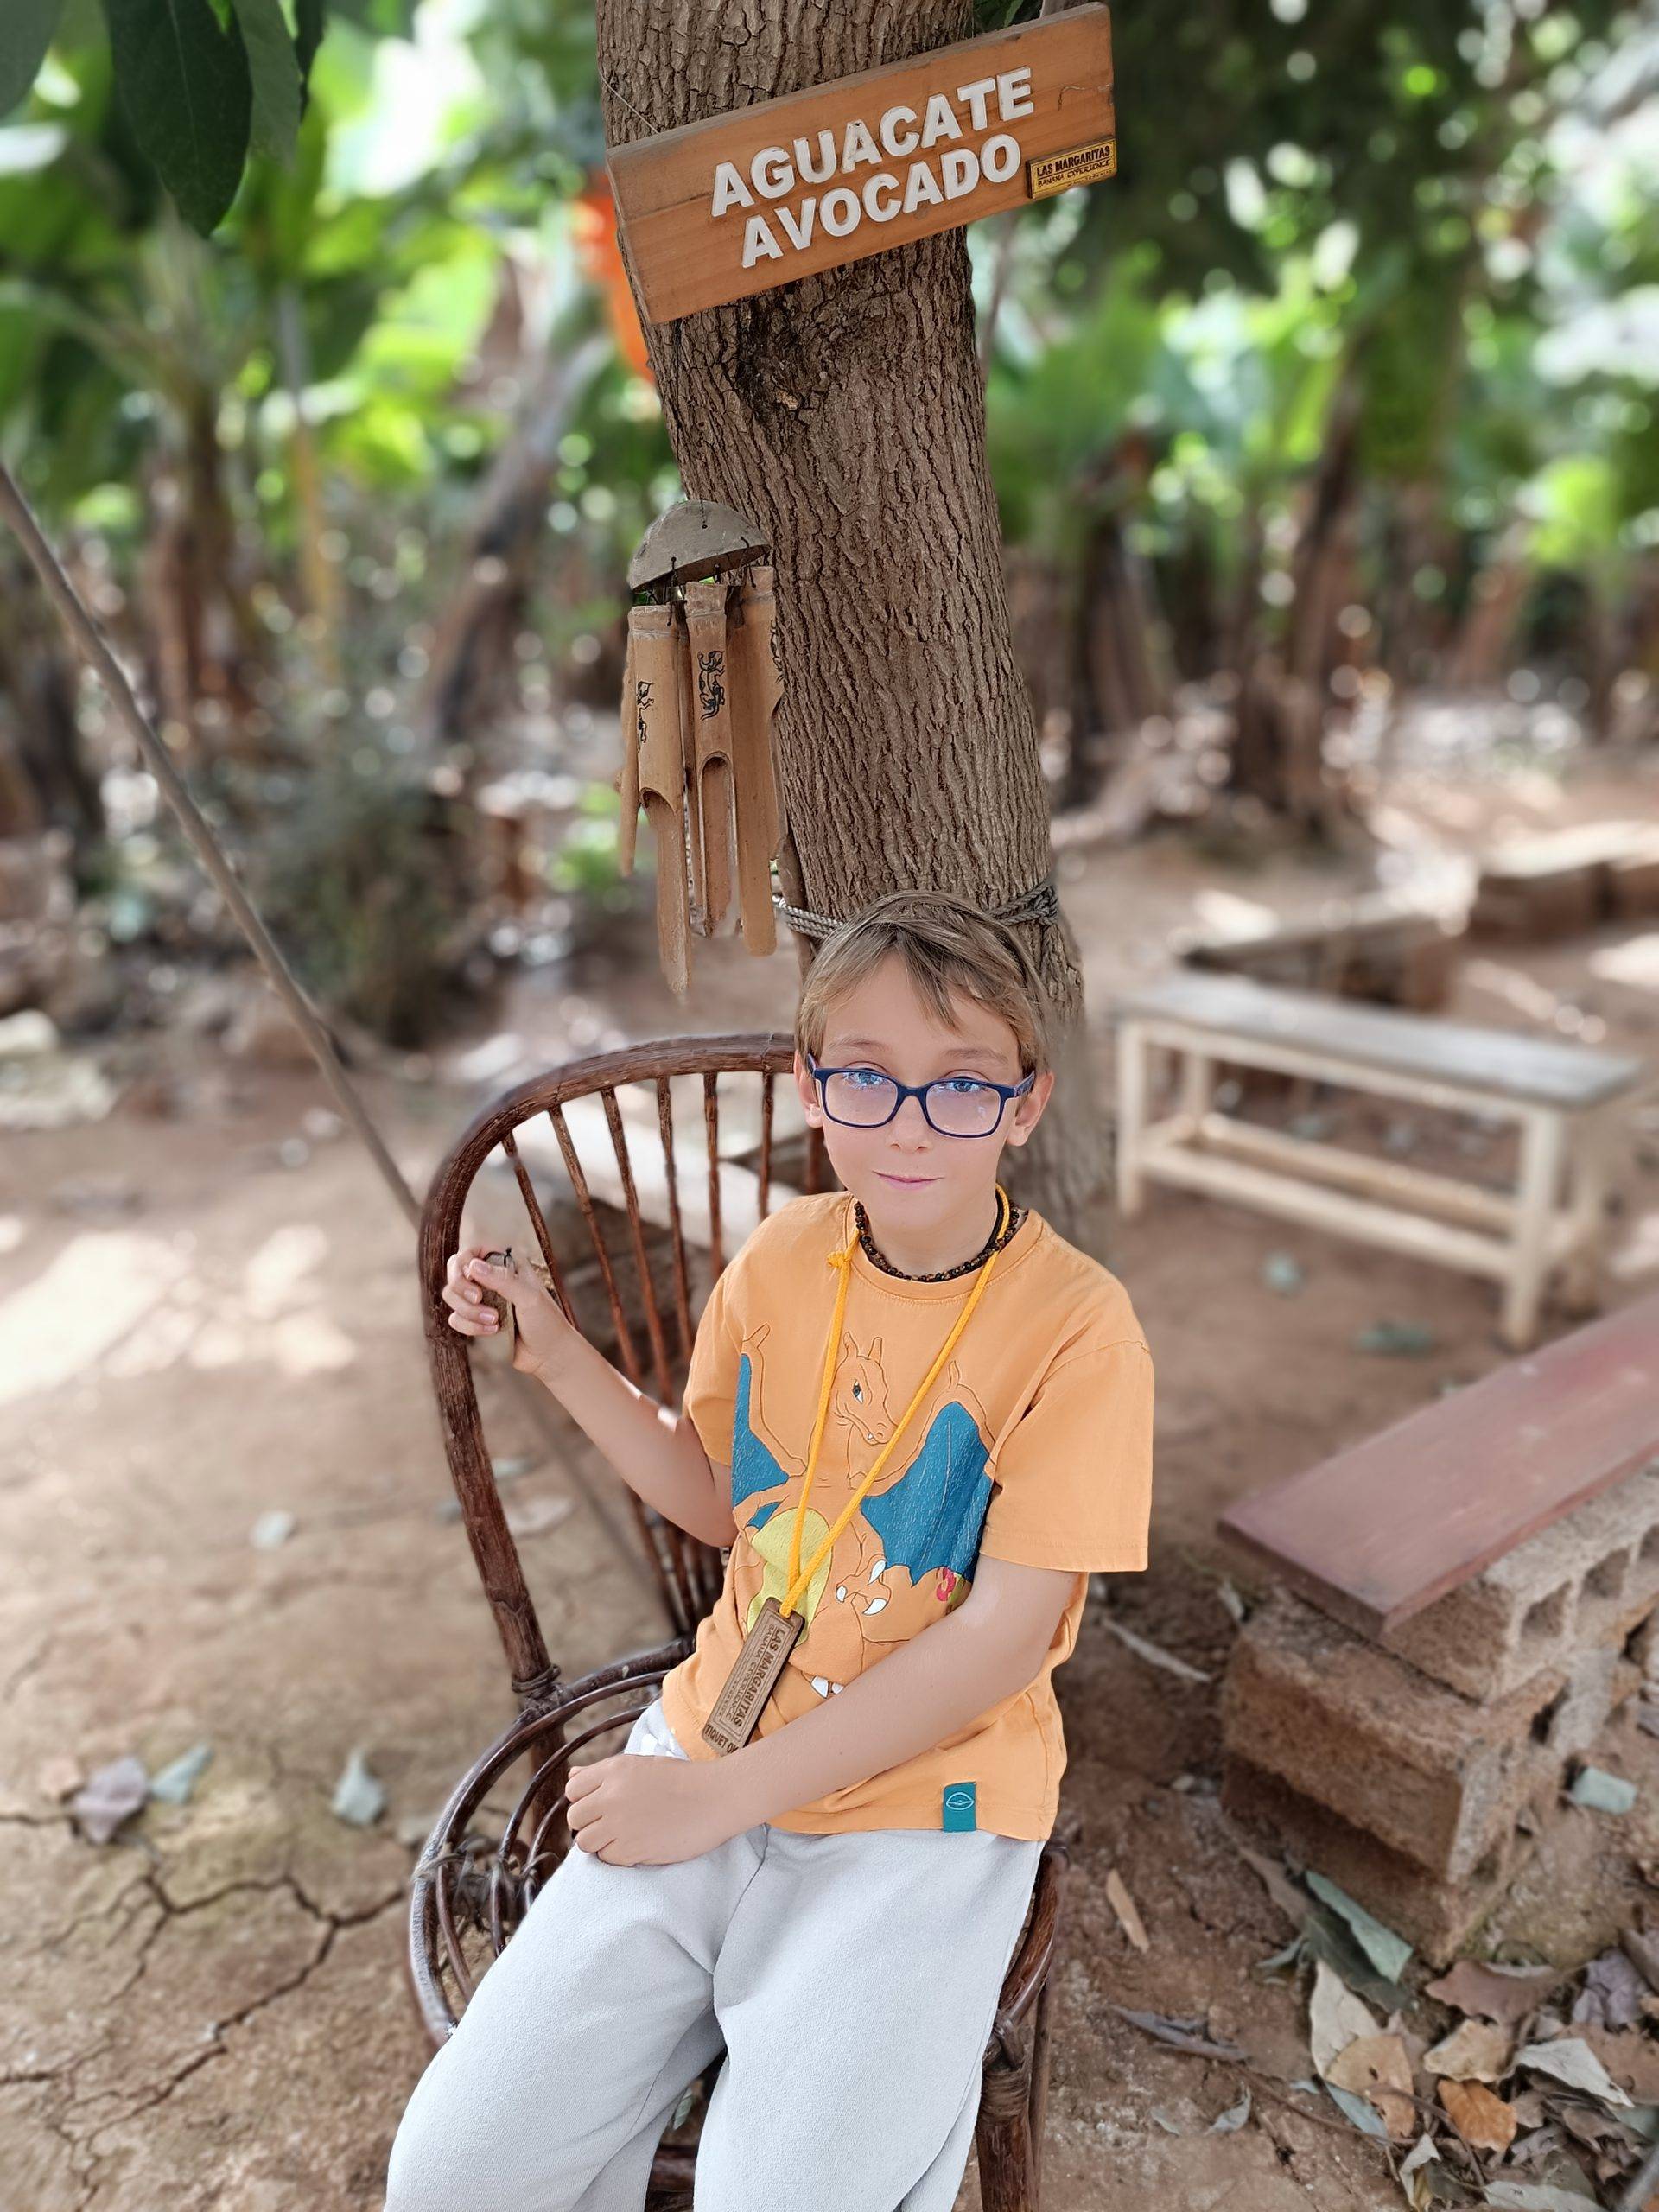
[699,1182,1015,1754]
[776,1179,1013,1620]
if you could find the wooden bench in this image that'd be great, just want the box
[1217,1289,1659,1637]
[1107,972,1652,1349]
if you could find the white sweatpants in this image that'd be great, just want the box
[384,1694,1045,2212]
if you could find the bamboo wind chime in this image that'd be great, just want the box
[616,501,785,995]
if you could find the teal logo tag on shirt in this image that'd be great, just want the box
[942,1782,977,1831]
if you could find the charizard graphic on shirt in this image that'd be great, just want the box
[729,1323,995,1700]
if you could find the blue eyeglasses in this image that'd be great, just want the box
[804,1051,1034,1138]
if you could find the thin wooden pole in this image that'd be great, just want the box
[0,461,658,1606]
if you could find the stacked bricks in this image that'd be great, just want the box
[1221,1463,1659,1961]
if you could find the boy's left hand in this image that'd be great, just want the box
[565,1748,745,1866]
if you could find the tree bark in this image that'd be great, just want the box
[594,0,1113,1255]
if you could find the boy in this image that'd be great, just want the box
[385,888,1154,2212]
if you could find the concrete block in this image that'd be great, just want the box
[1625,1607,1659,1690]
[1537,1643,1643,1759]
[1221,1752,1544,1967]
[1222,1589,1567,1881]
[1376,1466,1659,1701]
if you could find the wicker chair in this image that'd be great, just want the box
[406,1030,1070,2210]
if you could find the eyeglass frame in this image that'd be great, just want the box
[802,1050,1035,1138]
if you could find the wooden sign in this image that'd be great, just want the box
[607,5,1116,325]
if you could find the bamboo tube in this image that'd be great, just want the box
[617,613,642,874]
[747,563,783,858]
[628,601,691,995]
[728,563,782,954]
[683,576,735,931]
[672,599,707,930]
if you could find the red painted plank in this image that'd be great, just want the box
[1217,1293,1659,1637]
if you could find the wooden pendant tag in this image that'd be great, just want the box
[701,1596,804,1755]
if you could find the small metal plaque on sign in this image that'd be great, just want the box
[702,1595,804,1754]
[1027,137,1117,200]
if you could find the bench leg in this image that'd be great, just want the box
[1115,1020,1149,1215]
[1502,1108,1567,1351]
[1559,1105,1614,1316]
[1180,1050,1217,1128]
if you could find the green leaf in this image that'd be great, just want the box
[100,0,251,234]
[327,0,413,33]
[1302,1871,1414,1982]
[0,0,66,119]
[229,0,300,161]
[1323,2082,1389,2139]
[294,0,324,86]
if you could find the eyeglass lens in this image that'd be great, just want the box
[822,1071,1004,1135]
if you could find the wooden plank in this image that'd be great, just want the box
[1107,972,1649,1109]
[1217,1291,1659,1636]
[1136,1131,1517,1278]
[607,8,1115,322]
[1173,1109,1518,1233]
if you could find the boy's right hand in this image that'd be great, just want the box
[442,1243,576,1383]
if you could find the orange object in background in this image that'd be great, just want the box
[574,179,652,382]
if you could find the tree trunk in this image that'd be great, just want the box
[418,332,611,759]
[0,552,101,847]
[594,0,1112,1255]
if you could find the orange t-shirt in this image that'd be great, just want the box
[658,1190,1154,1840]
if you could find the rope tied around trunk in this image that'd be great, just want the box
[771,868,1059,942]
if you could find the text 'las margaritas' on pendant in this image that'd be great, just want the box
[701,1596,805,1755]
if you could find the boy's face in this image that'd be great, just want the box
[791,954,1054,1231]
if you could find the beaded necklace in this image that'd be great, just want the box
[853,1192,1027,1281]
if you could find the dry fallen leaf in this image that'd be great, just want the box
[1105,1866,1149,1952]
[1514,2036,1633,2107]
[1399,2132,1442,2210]
[1551,2099,1636,2156]
[1225,1830,1312,1929]
[1326,2031,1417,2139]
[1573,2023,1659,2104]
[1423,1958,1561,2024]
[70,1754,149,1844]
[1439,2075,1517,2153]
[1310,1957,1382,2076]
[1424,2016,1513,2082]
[1484,2183,1604,2210]
[1572,1946,1648,2031]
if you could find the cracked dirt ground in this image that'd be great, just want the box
[5,758,1659,2209]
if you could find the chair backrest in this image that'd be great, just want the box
[418,1029,830,1702]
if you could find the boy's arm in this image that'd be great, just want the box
[715,1557,1077,1829]
[536,1326,737,1550]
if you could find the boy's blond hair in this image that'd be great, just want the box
[794,890,1052,1078]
